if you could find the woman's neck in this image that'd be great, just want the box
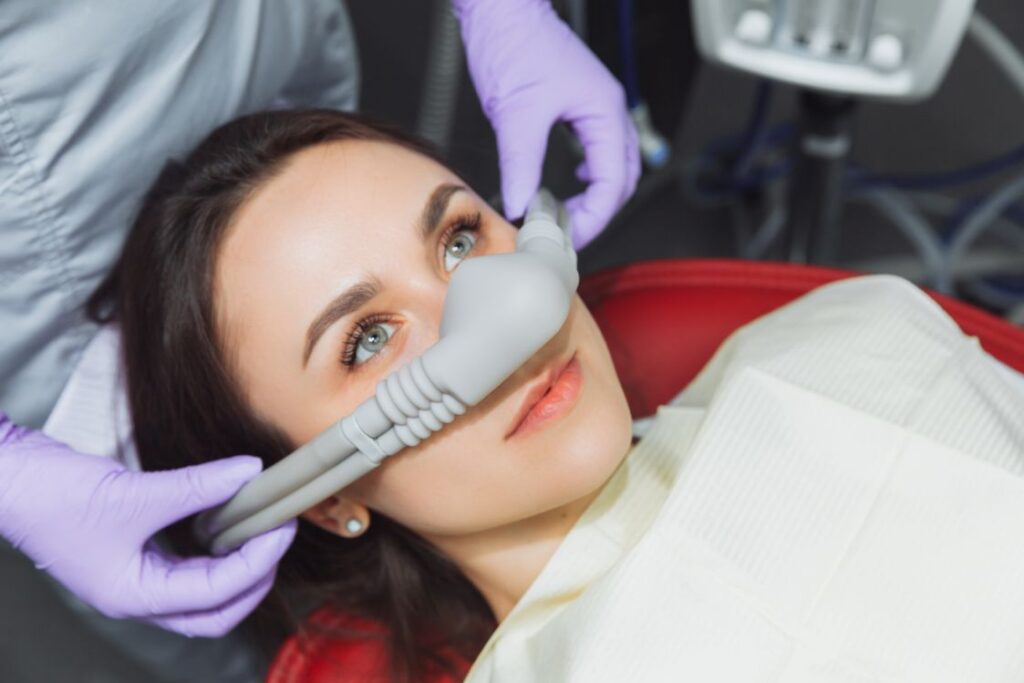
[426,486,603,622]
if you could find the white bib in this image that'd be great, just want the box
[468,275,1024,682]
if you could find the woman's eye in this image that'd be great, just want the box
[353,321,396,365]
[443,230,477,272]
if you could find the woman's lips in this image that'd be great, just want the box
[505,353,582,440]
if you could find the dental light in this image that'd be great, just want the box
[197,191,578,554]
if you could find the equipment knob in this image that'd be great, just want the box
[735,9,773,45]
[867,33,905,72]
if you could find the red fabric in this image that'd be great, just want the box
[266,258,1024,682]
[266,608,469,683]
[579,259,1024,418]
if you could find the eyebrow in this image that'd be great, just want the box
[301,182,467,367]
[302,279,380,366]
[420,183,466,239]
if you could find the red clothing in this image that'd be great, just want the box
[267,608,472,683]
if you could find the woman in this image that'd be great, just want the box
[0,0,638,647]
[90,109,1024,682]
[88,108,634,681]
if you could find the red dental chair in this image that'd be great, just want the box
[267,258,1024,683]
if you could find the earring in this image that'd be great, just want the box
[345,517,365,536]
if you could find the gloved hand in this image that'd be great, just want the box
[454,0,641,250]
[0,413,296,637]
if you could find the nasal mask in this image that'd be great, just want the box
[197,191,578,554]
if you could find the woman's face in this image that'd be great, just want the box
[214,140,632,539]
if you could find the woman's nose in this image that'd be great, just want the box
[396,275,449,348]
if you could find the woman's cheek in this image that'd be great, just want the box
[359,439,500,536]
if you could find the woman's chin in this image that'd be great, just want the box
[535,379,633,500]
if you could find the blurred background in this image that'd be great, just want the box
[2,0,1022,680]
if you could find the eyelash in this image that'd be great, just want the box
[339,211,483,368]
[340,312,392,367]
[439,211,482,254]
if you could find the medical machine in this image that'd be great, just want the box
[689,0,980,264]
[197,191,578,554]
[683,0,1024,313]
[690,0,976,101]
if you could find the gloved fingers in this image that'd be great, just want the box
[139,520,296,616]
[564,108,635,249]
[575,160,591,184]
[147,567,277,638]
[142,456,264,528]
[496,110,554,222]
[578,123,641,200]
[0,412,34,445]
[577,134,640,195]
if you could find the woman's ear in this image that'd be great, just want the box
[301,494,371,538]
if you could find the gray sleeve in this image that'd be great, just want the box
[278,0,361,111]
[0,0,359,426]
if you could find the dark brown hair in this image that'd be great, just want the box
[87,109,496,681]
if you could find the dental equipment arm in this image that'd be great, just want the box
[199,191,578,554]
[0,415,296,637]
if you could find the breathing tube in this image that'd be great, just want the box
[197,191,578,554]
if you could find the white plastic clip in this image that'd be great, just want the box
[341,417,387,465]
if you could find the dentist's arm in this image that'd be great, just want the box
[0,413,295,637]
[454,0,641,250]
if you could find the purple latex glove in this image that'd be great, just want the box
[454,0,641,250]
[0,413,296,638]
